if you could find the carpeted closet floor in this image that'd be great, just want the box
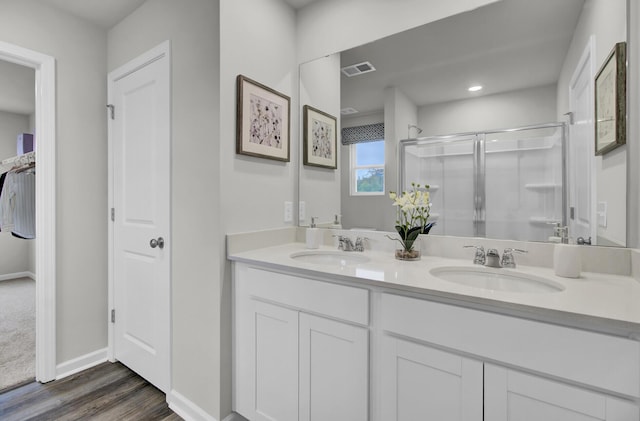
[0,277,35,392]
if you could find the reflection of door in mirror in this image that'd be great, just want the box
[0,59,36,390]
[568,38,596,245]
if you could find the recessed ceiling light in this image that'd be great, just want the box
[341,107,359,115]
[468,85,483,92]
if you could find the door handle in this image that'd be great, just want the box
[150,237,165,249]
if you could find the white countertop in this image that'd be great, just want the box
[228,242,640,338]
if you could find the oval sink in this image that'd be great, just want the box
[430,266,564,293]
[290,251,370,266]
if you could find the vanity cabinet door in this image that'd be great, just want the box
[247,300,299,421]
[380,335,483,421]
[485,364,640,421]
[299,313,369,421]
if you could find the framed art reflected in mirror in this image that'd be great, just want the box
[595,42,626,156]
[303,105,337,169]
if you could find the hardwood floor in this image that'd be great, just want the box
[0,361,181,420]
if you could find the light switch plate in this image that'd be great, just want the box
[284,201,293,222]
[299,201,306,222]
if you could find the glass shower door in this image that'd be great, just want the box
[401,135,478,237]
[484,125,564,241]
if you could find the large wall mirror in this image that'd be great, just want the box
[299,0,629,247]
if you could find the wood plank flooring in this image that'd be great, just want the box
[0,361,181,420]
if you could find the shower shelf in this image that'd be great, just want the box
[525,183,560,190]
[529,217,561,225]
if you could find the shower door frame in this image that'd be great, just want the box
[398,122,567,239]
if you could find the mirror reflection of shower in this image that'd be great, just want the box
[408,124,423,138]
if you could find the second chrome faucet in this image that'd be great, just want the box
[464,245,527,268]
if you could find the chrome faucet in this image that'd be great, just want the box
[335,235,366,252]
[485,248,501,268]
[501,248,528,268]
[463,245,486,265]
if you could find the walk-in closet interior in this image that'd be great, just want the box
[0,59,36,392]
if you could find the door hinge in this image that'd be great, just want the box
[111,309,116,323]
[106,104,115,120]
[111,208,115,222]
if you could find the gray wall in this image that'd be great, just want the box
[418,84,558,136]
[107,0,221,417]
[299,53,341,226]
[0,0,108,363]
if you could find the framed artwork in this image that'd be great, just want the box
[594,42,626,156]
[236,75,290,161]
[303,105,337,169]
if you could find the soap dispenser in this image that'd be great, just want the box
[330,214,342,229]
[306,216,321,249]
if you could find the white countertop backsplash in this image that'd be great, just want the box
[227,227,640,337]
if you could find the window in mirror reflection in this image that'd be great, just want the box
[351,140,385,195]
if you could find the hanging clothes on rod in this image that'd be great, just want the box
[0,151,36,239]
[0,151,35,174]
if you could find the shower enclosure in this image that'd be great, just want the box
[399,123,566,242]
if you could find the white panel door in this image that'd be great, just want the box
[485,364,639,421]
[250,300,299,421]
[380,335,483,421]
[110,44,170,393]
[569,38,595,242]
[299,313,368,421]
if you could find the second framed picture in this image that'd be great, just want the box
[303,105,337,169]
[594,42,626,155]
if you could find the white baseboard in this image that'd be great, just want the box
[168,390,220,421]
[55,347,108,380]
[0,271,35,281]
[223,413,248,421]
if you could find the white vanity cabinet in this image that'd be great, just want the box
[380,335,483,421]
[234,264,369,421]
[380,293,640,421]
[233,259,640,421]
[485,364,639,421]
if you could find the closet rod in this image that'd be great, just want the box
[0,151,36,173]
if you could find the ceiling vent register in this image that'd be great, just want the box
[341,61,376,77]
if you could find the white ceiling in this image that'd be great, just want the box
[37,0,316,28]
[340,0,586,116]
[283,0,318,9]
[37,0,146,29]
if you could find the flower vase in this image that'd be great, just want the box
[395,236,421,261]
[395,248,421,261]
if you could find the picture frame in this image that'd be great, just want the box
[236,75,290,162]
[594,42,626,156]
[303,105,338,169]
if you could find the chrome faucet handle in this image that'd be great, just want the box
[354,237,368,252]
[340,237,355,251]
[577,236,592,245]
[463,245,485,265]
[501,248,527,268]
[333,235,346,250]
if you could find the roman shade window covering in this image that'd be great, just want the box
[341,123,384,145]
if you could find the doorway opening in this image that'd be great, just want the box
[0,41,56,384]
